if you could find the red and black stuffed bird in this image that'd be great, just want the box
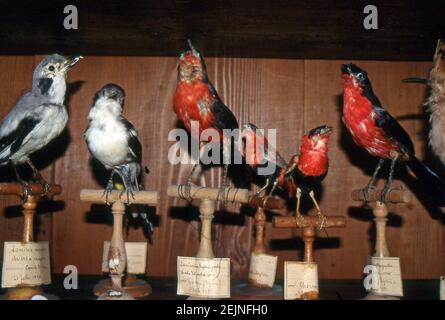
[173,41,239,202]
[242,123,332,227]
[341,63,445,204]
[286,125,332,226]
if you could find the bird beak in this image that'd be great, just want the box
[402,77,428,84]
[62,55,83,72]
[341,64,350,75]
[108,92,118,100]
[187,40,199,56]
[320,125,333,135]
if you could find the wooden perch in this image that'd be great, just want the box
[351,188,411,204]
[248,195,286,210]
[0,183,61,197]
[167,184,249,203]
[273,215,346,229]
[80,189,158,205]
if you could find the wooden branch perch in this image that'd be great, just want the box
[80,189,158,205]
[351,188,411,204]
[167,185,249,203]
[273,215,346,229]
[248,195,286,210]
[0,183,62,197]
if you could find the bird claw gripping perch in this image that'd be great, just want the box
[19,181,31,203]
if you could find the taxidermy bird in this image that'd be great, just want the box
[403,39,445,166]
[341,63,445,205]
[241,123,295,197]
[275,126,332,227]
[242,123,332,227]
[0,54,82,200]
[84,84,152,235]
[173,40,239,204]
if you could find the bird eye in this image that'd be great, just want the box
[48,65,55,72]
[356,73,365,81]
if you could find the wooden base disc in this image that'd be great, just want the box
[97,290,135,300]
[362,293,400,300]
[230,283,282,300]
[0,286,57,300]
[93,276,152,298]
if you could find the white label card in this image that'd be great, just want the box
[1,242,51,288]
[284,261,318,300]
[177,256,230,298]
[368,256,403,297]
[248,253,278,288]
[101,241,147,274]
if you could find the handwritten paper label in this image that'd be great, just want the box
[177,256,230,298]
[101,241,147,274]
[1,242,51,288]
[368,256,403,297]
[440,276,444,300]
[248,253,277,288]
[284,261,318,300]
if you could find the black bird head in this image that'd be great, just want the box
[178,40,206,81]
[93,83,126,111]
[308,125,333,138]
[33,54,83,80]
[341,63,371,90]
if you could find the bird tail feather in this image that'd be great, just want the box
[407,156,445,206]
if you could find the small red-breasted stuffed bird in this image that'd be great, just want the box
[242,123,332,227]
[341,63,445,204]
[173,41,239,202]
[286,125,332,227]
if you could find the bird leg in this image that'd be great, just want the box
[255,178,270,197]
[295,188,306,227]
[26,159,50,197]
[11,163,30,202]
[217,164,230,207]
[309,190,326,230]
[180,163,199,201]
[381,154,398,202]
[363,158,384,202]
[102,170,116,205]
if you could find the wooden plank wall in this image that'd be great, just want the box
[0,56,443,280]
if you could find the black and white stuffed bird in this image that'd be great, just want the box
[0,54,82,199]
[84,83,152,235]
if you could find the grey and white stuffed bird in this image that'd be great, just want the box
[0,54,82,199]
[84,83,152,235]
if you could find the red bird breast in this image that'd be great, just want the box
[342,84,398,159]
[174,80,216,138]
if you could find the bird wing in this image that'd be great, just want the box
[372,104,415,155]
[0,103,62,162]
[0,117,40,161]
[120,117,142,163]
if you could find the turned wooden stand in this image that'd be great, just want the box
[168,184,249,299]
[0,183,62,300]
[231,195,286,300]
[352,188,411,300]
[274,213,346,300]
[80,189,158,300]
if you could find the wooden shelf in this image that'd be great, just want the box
[0,0,443,60]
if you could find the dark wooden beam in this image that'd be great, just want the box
[0,0,443,60]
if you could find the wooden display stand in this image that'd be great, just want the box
[231,195,286,300]
[352,188,411,300]
[80,189,158,300]
[168,185,249,299]
[0,183,62,300]
[274,213,346,299]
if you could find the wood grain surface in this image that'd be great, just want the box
[0,56,443,280]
